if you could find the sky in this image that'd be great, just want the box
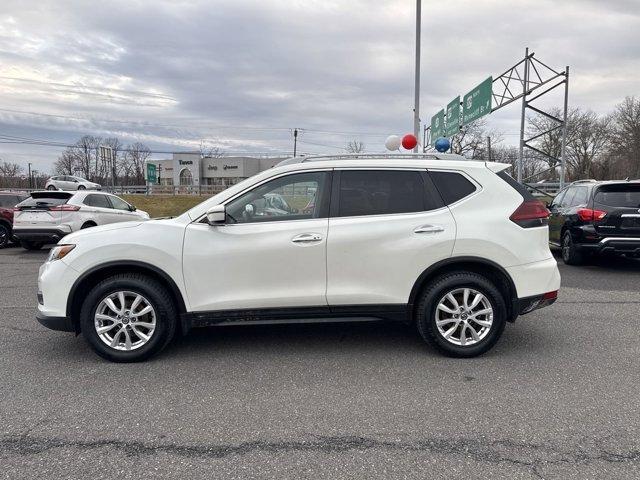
[0,0,639,173]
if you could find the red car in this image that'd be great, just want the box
[0,192,28,248]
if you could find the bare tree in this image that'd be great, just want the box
[346,140,365,153]
[125,142,152,185]
[566,110,610,180]
[199,140,224,158]
[0,161,23,177]
[54,150,76,175]
[609,96,640,179]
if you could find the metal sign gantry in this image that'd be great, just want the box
[428,48,570,187]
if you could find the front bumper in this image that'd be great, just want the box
[13,227,71,244]
[36,312,74,332]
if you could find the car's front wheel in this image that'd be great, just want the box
[46,185,56,191]
[0,224,9,248]
[80,274,177,362]
[416,272,507,357]
[77,185,86,190]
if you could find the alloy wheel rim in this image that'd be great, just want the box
[562,236,570,261]
[435,288,493,347]
[94,291,156,351]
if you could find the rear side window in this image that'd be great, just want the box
[569,187,589,207]
[594,184,640,208]
[496,171,535,201]
[337,170,426,217]
[0,195,21,207]
[430,171,477,205]
[84,194,111,208]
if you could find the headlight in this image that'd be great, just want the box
[47,244,76,262]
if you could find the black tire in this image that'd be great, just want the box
[77,185,86,190]
[561,231,583,265]
[416,272,507,358]
[47,185,57,190]
[0,224,9,249]
[80,273,177,362]
[81,222,96,229]
[21,241,43,250]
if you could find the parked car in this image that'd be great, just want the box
[549,179,640,264]
[45,175,101,191]
[13,191,149,250]
[0,192,29,248]
[36,154,560,362]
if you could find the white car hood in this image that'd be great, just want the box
[61,221,143,243]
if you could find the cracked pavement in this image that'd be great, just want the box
[1,246,640,479]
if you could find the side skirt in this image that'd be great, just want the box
[181,304,409,332]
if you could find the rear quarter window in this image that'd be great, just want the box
[429,171,477,205]
[496,171,536,201]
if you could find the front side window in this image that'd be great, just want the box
[109,196,131,211]
[337,170,425,217]
[225,171,328,223]
[560,188,576,208]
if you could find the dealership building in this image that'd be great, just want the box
[146,153,289,188]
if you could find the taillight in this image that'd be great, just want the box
[509,200,549,228]
[576,208,606,222]
[49,205,80,212]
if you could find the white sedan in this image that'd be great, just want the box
[45,175,101,191]
[13,191,149,250]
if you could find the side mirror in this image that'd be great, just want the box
[129,205,137,212]
[206,205,226,224]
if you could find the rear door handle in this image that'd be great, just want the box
[292,233,323,243]
[414,225,445,234]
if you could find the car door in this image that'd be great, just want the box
[547,188,567,245]
[83,194,114,224]
[326,169,456,307]
[107,195,138,223]
[183,170,332,312]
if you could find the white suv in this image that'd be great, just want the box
[36,154,560,362]
[14,190,149,249]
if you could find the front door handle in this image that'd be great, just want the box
[292,233,323,243]
[414,225,445,234]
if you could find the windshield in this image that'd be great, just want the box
[594,184,640,208]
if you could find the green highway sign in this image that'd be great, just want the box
[444,96,461,137]
[146,163,157,184]
[430,109,445,145]
[463,76,493,125]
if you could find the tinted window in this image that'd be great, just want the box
[551,189,567,208]
[109,196,131,211]
[497,171,535,201]
[84,194,111,208]
[560,188,576,208]
[17,195,70,208]
[570,187,589,207]
[594,184,640,208]
[0,195,20,207]
[429,171,477,205]
[226,171,328,223]
[338,170,425,217]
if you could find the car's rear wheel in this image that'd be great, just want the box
[0,224,9,248]
[561,231,584,265]
[77,185,86,190]
[47,185,56,191]
[416,272,507,357]
[80,274,177,362]
[20,241,43,250]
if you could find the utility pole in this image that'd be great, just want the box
[517,47,530,182]
[422,125,428,153]
[293,129,298,157]
[487,136,492,161]
[28,163,32,189]
[559,66,570,189]
[413,0,421,153]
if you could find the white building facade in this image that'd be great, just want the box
[147,153,288,188]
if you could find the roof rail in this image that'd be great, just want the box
[570,179,598,184]
[277,152,468,166]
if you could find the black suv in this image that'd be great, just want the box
[548,180,640,264]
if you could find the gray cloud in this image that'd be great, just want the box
[0,0,638,171]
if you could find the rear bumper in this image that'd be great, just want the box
[517,292,558,316]
[36,312,74,332]
[13,227,71,243]
[580,237,640,255]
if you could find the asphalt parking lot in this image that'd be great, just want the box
[1,246,639,479]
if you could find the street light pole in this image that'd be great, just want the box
[413,0,421,153]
